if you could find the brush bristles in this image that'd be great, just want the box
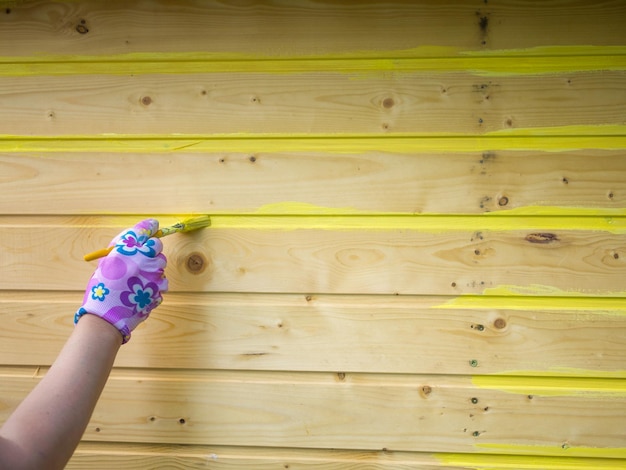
[180,215,212,232]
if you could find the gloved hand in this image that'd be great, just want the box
[75,219,168,343]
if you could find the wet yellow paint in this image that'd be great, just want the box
[435,452,626,469]
[472,375,626,398]
[1,132,625,154]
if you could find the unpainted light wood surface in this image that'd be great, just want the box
[2,367,625,454]
[1,292,624,376]
[1,149,625,214]
[0,71,624,136]
[1,218,625,295]
[1,0,624,59]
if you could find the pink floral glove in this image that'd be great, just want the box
[75,219,168,343]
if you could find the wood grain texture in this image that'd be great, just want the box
[1,149,625,215]
[1,219,625,295]
[66,443,626,470]
[0,71,623,136]
[0,0,624,59]
[1,292,624,376]
[1,367,624,455]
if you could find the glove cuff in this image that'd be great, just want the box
[74,308,132,344]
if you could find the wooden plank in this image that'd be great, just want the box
[1,217,625,295]
[0,0,624,59]
[0,71,623,136]
[67,442,626,470]
[1,367,624,455]
[1,149,625,215]
[1,292,624,376]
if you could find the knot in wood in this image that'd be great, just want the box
[382,97,395,109]
[76,19,89,34]
[186,253,206,274]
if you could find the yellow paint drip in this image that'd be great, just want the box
[472,375,626,398]
[435,452,626,469]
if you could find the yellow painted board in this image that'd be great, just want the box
[67,443,626,470]
[1,291,624,377]
[1,150,625,215]
[0,72,623,135]
[1,217,625,295]
[0,0,624,59]
[2,367,624,454]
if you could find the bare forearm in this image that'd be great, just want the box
[0,315,122,470]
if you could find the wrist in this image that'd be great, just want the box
[75,313,124,347]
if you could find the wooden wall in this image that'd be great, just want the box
[1,1,625,468]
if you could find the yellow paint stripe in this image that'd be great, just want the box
[0,133,625,154]
[435,452,626,469]
[0,48,624,75]
[474,444,626,460]
[434,294,626,312]
[205,214,626,233]
[472,375,626,398]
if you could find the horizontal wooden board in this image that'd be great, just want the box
[2,367,624,455]
[67,443,626,470]
[1,292,624,376]
[1,150,625,215]
[0,0,624,59]
[1,217,625,295]
[0,71,623,136]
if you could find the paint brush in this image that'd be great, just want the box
[84,215,211,262]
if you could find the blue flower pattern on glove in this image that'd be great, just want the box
[115,229,158,258]
[74,307,88,324]
[121,276,161,315]
[90,282,110,301]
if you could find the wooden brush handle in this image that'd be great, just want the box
[83,246,114,262]
[83,229,167,262]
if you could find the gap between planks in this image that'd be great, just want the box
[0,213,625,232]
[1,133,626,154]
